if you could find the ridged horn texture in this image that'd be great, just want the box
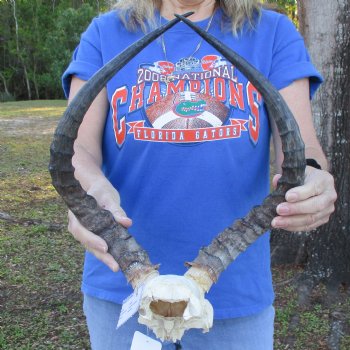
[49,13,194,288]
[176,14,306,283]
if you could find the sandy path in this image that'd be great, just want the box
[0,116,59,136]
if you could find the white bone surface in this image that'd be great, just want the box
[138,275,213,342]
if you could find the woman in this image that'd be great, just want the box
[62,1,337,349]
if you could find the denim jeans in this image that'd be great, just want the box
[83,294,274,350]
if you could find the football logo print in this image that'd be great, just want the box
[146,91,229,130]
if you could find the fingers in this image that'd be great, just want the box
[89,249,119,272]
[272,174,281,190]
[68,210,119,272]
[276,192,336,216]
[271,168,337,232]
[68,211,107,251]
[272,207,334,231]
[86,180,132,228]
[108,207,132,228]
[284,167,335,203]
[67,181,132,273]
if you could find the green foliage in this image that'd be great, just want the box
[265,0,298,23]
[0,1,300,101]
[0,0,110,101]
[0,92,16,102]
[43,3,98,99]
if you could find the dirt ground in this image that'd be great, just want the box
[0,116,58,136]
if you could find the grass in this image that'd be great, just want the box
[0,100,349,349]
[0,100,89,349]
[0,100,66,118]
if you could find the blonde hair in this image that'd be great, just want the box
[113,0,263,35]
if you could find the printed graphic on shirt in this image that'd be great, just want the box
[111,54,262,147]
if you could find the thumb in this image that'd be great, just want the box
[272,174,282,190]
[110,207,133,228]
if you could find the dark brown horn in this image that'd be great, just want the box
[49,13,194,288]
[176,14,306,283]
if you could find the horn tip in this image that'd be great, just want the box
[175,12,194,19]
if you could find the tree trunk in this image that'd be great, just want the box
[10,0,32,100]
[272,0,350,290]
[297,0,350,289]
[0,72,10,96]
[33,62,40,99]
[22,64,32,100]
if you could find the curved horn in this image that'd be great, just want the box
[176,15,306,284]
[49,13,194,288]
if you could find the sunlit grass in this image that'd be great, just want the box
[0,100,66,118]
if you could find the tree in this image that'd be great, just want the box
[0,0,110,101]
[9,0,32,99]
[297,0,350,289]
[269,2,349,348]
[265,0,297,23]
[271,0,350,296]
[42,3,98,99]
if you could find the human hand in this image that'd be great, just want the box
[271,166,337,232]
[138,274,213,342]
[67,178,132,272]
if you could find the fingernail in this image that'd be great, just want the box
[277,204,289,215]
[272,218,286,228]
[111,264,119,272]
[98,244,108,253]
[286,192,298,202]
[120,217,132,227]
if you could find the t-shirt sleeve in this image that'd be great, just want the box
[268,15,323,98]
[62,18,102,98]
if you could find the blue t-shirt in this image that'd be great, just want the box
[62,8,322,319]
